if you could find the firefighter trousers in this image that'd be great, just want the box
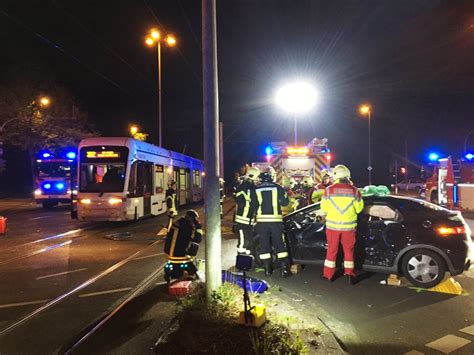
[236,223,254,254]
[255,222,289,261]
[323,229,356,278]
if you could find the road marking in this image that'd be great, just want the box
[133,252,165,260]
[425,334,471,354]
[460,324,474,336]
[404,351,424,355]
[78,287,132,298]
[30,215,52,221]
[0,300,49,309]
[29,229,83,244]
[36,268,87,280]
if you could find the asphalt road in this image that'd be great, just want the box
[0,202,175,354]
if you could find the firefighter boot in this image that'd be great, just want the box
[280,259,292,278]
[263,260,273,277]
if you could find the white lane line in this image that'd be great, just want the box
[36,268,88,280]
[460,324,474,336]
[78,287,132,298]
[30,215,52,221]
[29,228,83,244]
[133,252,165,260]
[425,334,471,354]
[0,300,49,309]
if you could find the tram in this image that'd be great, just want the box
[76,137,204,221]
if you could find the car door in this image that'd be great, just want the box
[357,203,408,267]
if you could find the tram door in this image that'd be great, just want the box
[142,162,153,216]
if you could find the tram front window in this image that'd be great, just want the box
[80,163,126,193]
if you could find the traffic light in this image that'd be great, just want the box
[400,167,407,174]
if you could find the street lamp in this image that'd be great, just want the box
[130,125,139,136]
[275,81,318,145]
[144,28,177,147]
[39,96,51,107]
[359,103,372,185]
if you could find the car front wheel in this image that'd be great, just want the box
[401,249,446,288]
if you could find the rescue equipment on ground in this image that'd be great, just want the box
[221,271,268,294]
[168,280,194,297]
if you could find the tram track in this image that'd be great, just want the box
[0,238,163,336]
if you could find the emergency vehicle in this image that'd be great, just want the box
[425,154,474,211]
[252,138,332,185]
[34,149,77,209]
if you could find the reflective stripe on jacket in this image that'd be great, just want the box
[251,182,289,223]
[321,183,364,231]
[234,181,255,225]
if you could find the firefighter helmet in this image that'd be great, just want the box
[186,209,199,220]
[260,172,274,183]
[289,177,297,189]
[302,176,314,186]
[168,180,177,187]
[245,167,260,182]
[321,169,330,178]
[333,165,351,181]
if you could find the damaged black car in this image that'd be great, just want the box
[252,195,473,288]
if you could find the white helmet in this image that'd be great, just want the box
[333,165,351,181]
[320,169,330,178]
[245,167,260,182]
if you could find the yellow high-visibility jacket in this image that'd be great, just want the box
[321,183,364,231]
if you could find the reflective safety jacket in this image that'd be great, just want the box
[166,188,177,216]
[164,217,203,262]
[321,183,364,231]
[310,183,331,204]
[234,181,255,225]
[251,182,289,223]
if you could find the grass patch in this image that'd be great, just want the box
[155,282,308,354]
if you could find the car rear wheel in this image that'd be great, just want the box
[401,249,446,288]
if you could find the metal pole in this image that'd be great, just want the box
[368,110,372,185]
[202,0,222,300]
[294,115,297,146]
[158,42,162,147]
[219,121,224,177]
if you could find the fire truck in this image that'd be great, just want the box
[425,154,474,211]
[252,138,332,185]
[33,149,77,209]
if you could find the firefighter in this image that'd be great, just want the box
[166,180,178,230]
[320,165,364,284]
[163,209,203,282]
[234,167,260,255]
[251,169,291,277]
[301,176,315,207]
[310,169,332,204]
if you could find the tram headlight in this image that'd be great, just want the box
[80,198,91,204]
[34,189,42,196]
[108,198,123,205]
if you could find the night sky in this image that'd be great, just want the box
[1,0,473,185]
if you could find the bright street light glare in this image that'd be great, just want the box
[150,29,160,40]
[39,97,50,107]
[165,34,177,47]
[275,82,318,114]
[145,37,154,46]
[359,104,371,115]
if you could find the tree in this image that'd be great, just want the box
[0,78,97,187]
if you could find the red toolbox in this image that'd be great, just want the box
[168,280,193,297]
[0,217,7,235]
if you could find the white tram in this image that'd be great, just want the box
[76,137,204,221]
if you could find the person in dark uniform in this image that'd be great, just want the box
[163,209,203,283]
[251,169,291,277]
[166,180,178,230]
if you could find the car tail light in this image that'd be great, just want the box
[437,226,465,237]
[79,198,91,205]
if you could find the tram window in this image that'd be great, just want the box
[155,165,164,193]
[193,170,201,188]
[128,161,153,196]
[80,163,126,193]
[143,162,153,194]
[179,169,186,190]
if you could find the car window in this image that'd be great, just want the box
[362,204,400,221]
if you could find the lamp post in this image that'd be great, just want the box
[359,104,372,185]
[275,82,318,146]
[145,28,177,147]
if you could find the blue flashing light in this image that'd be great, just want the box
[42,152,51,158]
[55,182,65,190]
[465,153,474,161]
[265,146,273,156]
[428,152,440,162]
[66,152,76,159]
[43,183,51,190]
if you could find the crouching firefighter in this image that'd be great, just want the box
[163,209,203,283]
[251,170,291,278]
[235,167,260,255]
[321,165,364,285]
